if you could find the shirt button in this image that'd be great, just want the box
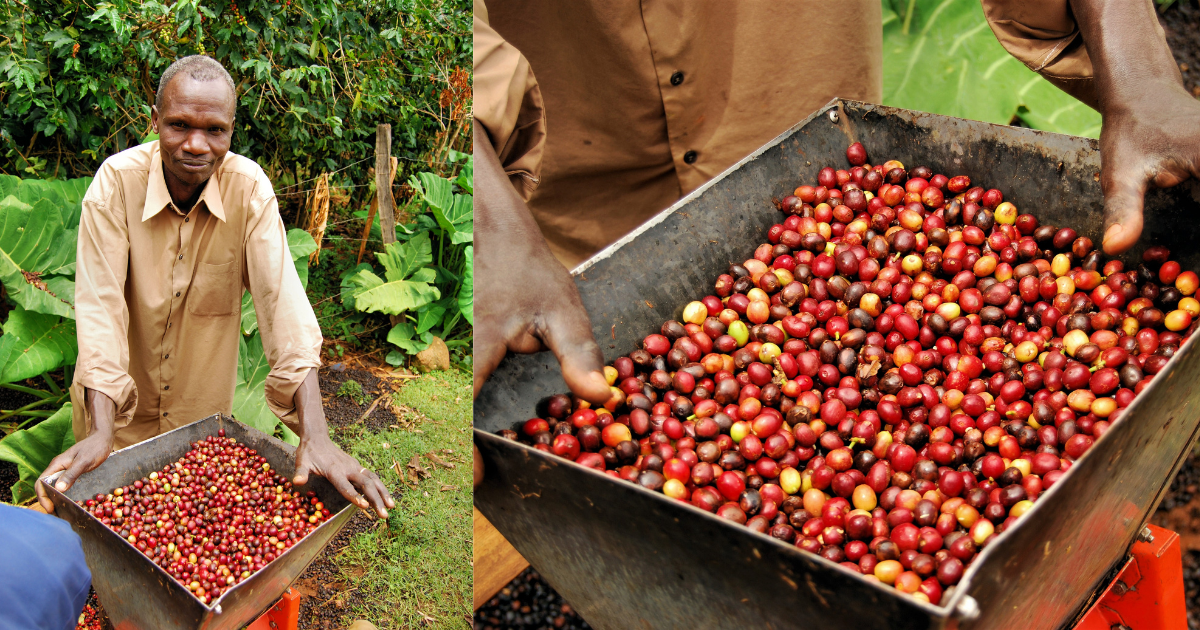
[163,412,169,417]
[683,150,698,164]
[185,217,189,223]
[176,292,181,297]
[670,71,684,86]
[164,354,169,359]
[164,385,169,390]
[178,255,184,260]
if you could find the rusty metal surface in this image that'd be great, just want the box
[474,99,1200,629]
[42,415,354,630]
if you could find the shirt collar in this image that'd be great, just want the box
[142,143,227,223]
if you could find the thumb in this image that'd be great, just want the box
[1100,159,1150,255]
[541,308,612,406]
[292,453,311,486]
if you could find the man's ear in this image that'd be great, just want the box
[150,105,160,134]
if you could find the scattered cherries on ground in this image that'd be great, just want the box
[79,429,330,605]
[500,142,1198,604]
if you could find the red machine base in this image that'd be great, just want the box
[1075,524,1187,630]
[245,588,301,630]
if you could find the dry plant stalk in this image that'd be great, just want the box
[305,172,331,265]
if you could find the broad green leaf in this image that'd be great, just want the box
[416,304,445,335]
[0,403,74,504]
[287,228,318,261]
[344,268,440,316]
[240,291,258,336]
[412,172,472,243]
[0,196,75,318]
[339,262,374,311]
[0,307,77,383]
[376,231,433,282]
[459,246,473,325]
[881,0,1100,138]
[387,322,432,355]
[243,229,317,334]
[232,333,282,437]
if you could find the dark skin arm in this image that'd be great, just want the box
[1069,0,1200,254]
[39,372,395,518]
[473,118,612,484]
[290,368,394,518]
[473,121,612,405]
[37,389,116,512]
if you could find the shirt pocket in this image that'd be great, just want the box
[187,261,240,317]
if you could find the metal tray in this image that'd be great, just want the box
[42,414,355,630]
[474,99,1200,630]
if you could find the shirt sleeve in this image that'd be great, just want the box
[242,178,323,428]
[73,172,139,436]
[474,0,547,200]
[980,0,1097,108]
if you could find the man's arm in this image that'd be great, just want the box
[38,185,137,512]
[37,390,116,512]
[1067,0,1200,254]
[289,369,393,518]
[473,118,611,405]
[243,181,392,518]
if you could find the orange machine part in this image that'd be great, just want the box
[245,588,301,630]
[1073,524,1186,630]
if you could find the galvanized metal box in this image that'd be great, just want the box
[476,100,1200,630]
[42,414,356,630]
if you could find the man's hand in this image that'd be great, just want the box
[292,435,394,519]
[291,368,394,518]
[473,120,611,405]
[1097,89,1200,254]
[1069,0,1200,255]
[37,431,113,514]
[37,389,116,513]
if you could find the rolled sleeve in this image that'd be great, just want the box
[72,189,139,440]
[981,0,1097,107]
[243,184,322,428]
[474,0,547,199]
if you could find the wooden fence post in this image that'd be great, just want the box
[356,156,397,265]
[375,124,397,246]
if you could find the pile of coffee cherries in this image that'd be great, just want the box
[501,143,1200,604]
[79,430,330,604]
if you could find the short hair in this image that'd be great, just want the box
[156,55,236,112]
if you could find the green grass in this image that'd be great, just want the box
[327,370,472,629]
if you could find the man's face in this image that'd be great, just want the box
[151,75,235,187]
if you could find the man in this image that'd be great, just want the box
[36,56,394,519]
[474,0,1200,407]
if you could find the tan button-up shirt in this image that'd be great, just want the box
[71,141,323,449]
[476,0,1100,269]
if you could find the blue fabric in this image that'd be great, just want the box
[0,504,92,630]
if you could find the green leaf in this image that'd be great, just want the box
[0,307,78,384]
[286,228,318,261]
[232,333,282,437]
[377,231,433,282]
[240,291,258,336]
[411,172,472,243]
[0,196,76,318]
[387,322,432,355]
[458,246,473,325]
[0,403,74,504]
[344,269,440,316]
[416,304,445,335]
[881,0,1100,138]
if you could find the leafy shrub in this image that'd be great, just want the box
[341,154,472,366]
[0,0,471,193]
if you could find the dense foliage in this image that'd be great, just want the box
[0,0,471,192]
